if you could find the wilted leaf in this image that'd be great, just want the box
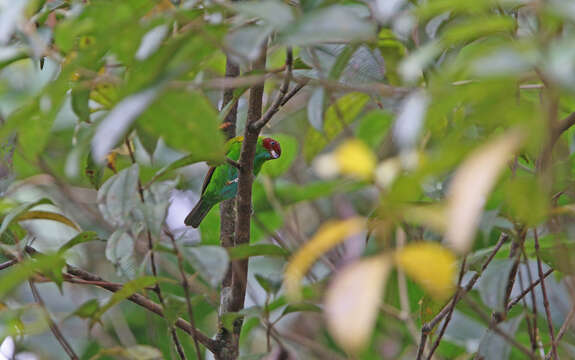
[395,242,456,300]
[324,255,392,353]
[183,245,229,287]
[478,259,514,312]
[444,130,523,254]
[284,217,366,301]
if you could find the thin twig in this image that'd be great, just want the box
[125,138,187,360]
[250,47,293,132]
[28,280,79,360]
[506,268,554,310]
[534,229,558,359]
[425,256,468,360]
[165,230,203,360]
[521,246,542,355]
[463,296,537,359]
[0,259,17,270]
[417,233,509,353]
[225,157,241,170]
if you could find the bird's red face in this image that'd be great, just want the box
[262,138,281,159]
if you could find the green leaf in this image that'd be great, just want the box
[59,231,100,254]
[0,198,53,239]
[356,110,393,149]
[304,92,370,162]
[478,259,514,312]
[478,314,523,360]
[279,5,376,46]
[94,276,157,321]
[228,244,289,260]
[70,299,101,320]
[147,153,215,186]
[141,179,178,237]
[281,302,322,317]
[17,210,80,231]
[71,86,91,123]
[440,17,515,48]
[163,295,187,326]
[260,134,298,178]
[182,245,229,287]
[0,253,65,299]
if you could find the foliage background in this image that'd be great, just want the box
[1,0,575,359]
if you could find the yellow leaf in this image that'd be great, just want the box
[445,130,523,254]
[395,242,456,301]
[17,211,80,231]
[284,217,366,301]
[325,255,392,353]
[334,140,376,180]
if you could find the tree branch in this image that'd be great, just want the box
[29,280,79,360]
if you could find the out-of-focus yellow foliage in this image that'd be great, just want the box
[334,139,376,180]
[445,130,523,254]
[324,255,392,354]
[395,242,456,301]
[284,217,366,301]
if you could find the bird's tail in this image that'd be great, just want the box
[184,198,213,228]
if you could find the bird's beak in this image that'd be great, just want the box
[270,150,280,159]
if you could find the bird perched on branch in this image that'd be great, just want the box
[184,136,281,228]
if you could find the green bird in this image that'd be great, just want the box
[184,136,282,228]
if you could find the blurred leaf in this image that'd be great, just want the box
[333,139,377,180]
[0,198,53,238]
[356,110,393,149]
[226,25,273,62]
[395,242,456,301]
[234,0,294,29]
[71,86,91,123]
[228,244,289,260]
[183,245,229,287]
[70,299,100,320]
[97,164,140,227]
[281,302,322,317]
[478,259,514,312]
[325,255,392,353]
[91,345,162,360]
[147,153,212,186]
[0,253,65,299]
[59,231,99,254]
[261,134,298,178]
[279,5,376,46]
[440,17,515,48]
[445,130,523,254]
[477,314,523,360]
[255,274,282,294]
[85,151,104,190]
[92,87,161,164]
[284,217,366,301]
[17,210,80,231]
[138,90,226,164]
[503,177,548,226]
[304,93,370,162]
[163,295,187,326]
